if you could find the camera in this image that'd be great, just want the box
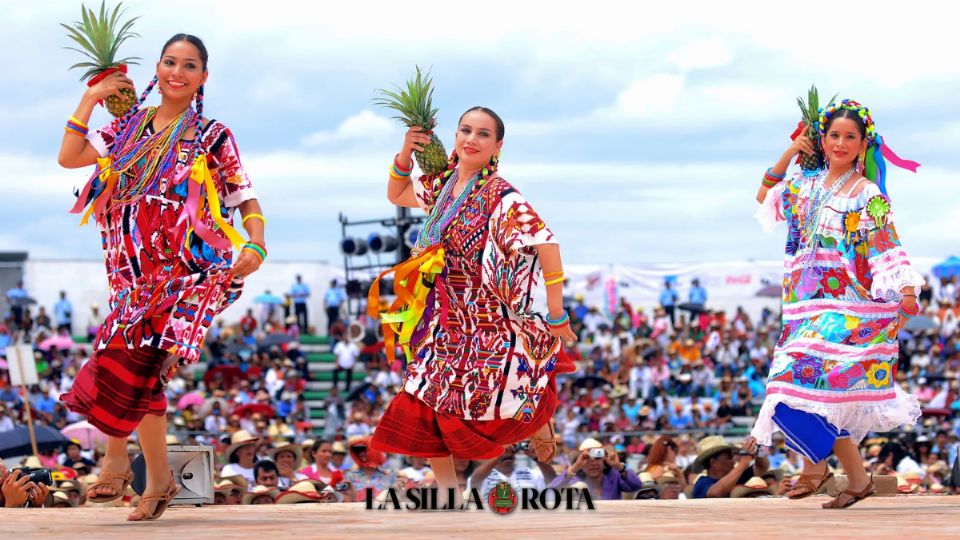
[517,441,531,451]
[12,467,52,486]
[335,481,350,492]
[588,448,606,459]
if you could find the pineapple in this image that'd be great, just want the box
[796,85,838,171]
[61,1,141,117]
[373,67,449,175]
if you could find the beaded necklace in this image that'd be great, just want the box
[415,169,482,249]
[798,167,854,261]
[110,106,195,205]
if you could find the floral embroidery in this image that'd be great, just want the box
[865,361,892,389]
[866,195,891,227]
[848,319,886,345]
[819,268,850,298]
[792,355,823,385]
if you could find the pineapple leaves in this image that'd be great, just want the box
[62,1,140,80]
[373,66,439,130]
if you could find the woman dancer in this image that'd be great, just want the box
[752,99,922,508]
[58,34,265,520]
[369,107,576,508]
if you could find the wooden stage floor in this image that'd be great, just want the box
[3,496,958,539]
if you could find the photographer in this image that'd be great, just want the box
[691,436,757,498]
[0,458,50,508]
[472,442,553,501]
[548,439,641,500]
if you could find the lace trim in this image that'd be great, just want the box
[870,264,926,302]
[755,181,786,233]
[751,385,921,446]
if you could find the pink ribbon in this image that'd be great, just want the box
[880,143,921,173]
[175,163,232,251]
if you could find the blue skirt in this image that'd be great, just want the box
[771,403,849,463]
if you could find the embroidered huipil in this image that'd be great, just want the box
[84,117,256,363]
[751,170,922,444]
[404,174,561,422]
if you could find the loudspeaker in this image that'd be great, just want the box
[131,445,216,506]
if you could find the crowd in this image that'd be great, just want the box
[1,271,959,507]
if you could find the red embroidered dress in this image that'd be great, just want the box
[82,116,256,363]
[371,173,571,459]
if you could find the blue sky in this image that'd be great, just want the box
[2,0,958,265]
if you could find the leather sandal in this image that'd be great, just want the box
[127,472,181,522]
[821,476,876,509]
[530,419,557,463]
[87,469,134,504]
[787,471,834,500]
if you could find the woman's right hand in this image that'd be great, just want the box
[788,134,816,158]
[400,126,432,160]
[84,70,135,103]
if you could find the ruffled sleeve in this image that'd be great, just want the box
[857,183,925,301]
[86,117,122,158]
[410,174,439,214]
[481,178,557,316]
[754,181,788,233]
[204,121,257,208]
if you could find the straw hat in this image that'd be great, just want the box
[241,485,280,505]
[220,474,249,493]
[275,480,327,504]
[578,438,603,452]
[731,476,776,498]
[51,491,77,507]
[268,442,303,467]
[693,436,737,471]
[635,472,659,497]
[23,456,43,468]
[214,479,236,495]
[331,441,347,454]
[166,434,180,445]
[656,471,683,485]
[225,430,261,461]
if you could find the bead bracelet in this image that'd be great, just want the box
[545,310,570,327]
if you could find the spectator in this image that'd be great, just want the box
[61,441,96,470]
[333,337,360,393]
[221,430,261,487]
[549,438,641,500]
[0,404,14,432]
[54,291,73,334]
[473,444,551,501]
[241,485,279,505]
[86,303,103,343]
[342,436,394,502]
[35,306,52,333]
[644,436,686,487]
[290,275,311,334]
[0,461,49,508]
[299,439,345,486]
[239,308,257,337]
[5,281,28,328]
[253,460,280,489]
[399,456,433,486]
[656,470,685,500]
[269,442,308,489]
[691,436,757,498]
[659,281,679,325]
[323,279,345,335]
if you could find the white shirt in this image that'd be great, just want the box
[333,341,360,369]
[400,466,432,483]
[478,466,545,500]
[0,416,15,432]
[220,463,256,489]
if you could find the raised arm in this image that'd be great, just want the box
[387,126,432,209]
[58,71,135,169]
[755,134,814,204]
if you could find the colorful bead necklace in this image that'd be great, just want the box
[110,106,195,205]
[798,167,855,262]
[415,169,482,249]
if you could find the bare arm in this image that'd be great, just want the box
[534,243,577,341]
[230,199,266,279]
[387,127,432,208]
[58,71,135,169]
[755,135,814,204]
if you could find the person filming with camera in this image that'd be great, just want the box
[0,458,51,508]
[549,438,642,500]
[691,435,758,498]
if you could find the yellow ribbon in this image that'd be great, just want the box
[80,157,116,225]
[190,154,245,250]
[367,245,445,362]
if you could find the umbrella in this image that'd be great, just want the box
[572,375,608,388]
[253,293,285,305]
[203,365,244,387]
[60,420,109,450]
[37,334,75,352]
[0,423,71,459]
[904,316,939,332]
[755,284,782,298]
[234,403,275,418]
[932,256,960,279]
[177,391,206,410]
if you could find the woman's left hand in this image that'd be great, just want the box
[604,446,623,470]
[548,321,577,342]
[231,248,263,280]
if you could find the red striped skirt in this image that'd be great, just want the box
[370,380,558,460]
[60,342,168,438]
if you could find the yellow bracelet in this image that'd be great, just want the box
[545,277,565,286]
[68,116,89,130]
[389,167,410,181]
[544,271,564,279]
[242,213,266,226]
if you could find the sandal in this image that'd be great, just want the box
[127,472,181,522]
[821,476,876,509]
[87,469,134,504]
[787,471,834,500]
[530,419,557,463]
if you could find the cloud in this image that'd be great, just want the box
[667,39,734,72]
[299,110,397,147]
